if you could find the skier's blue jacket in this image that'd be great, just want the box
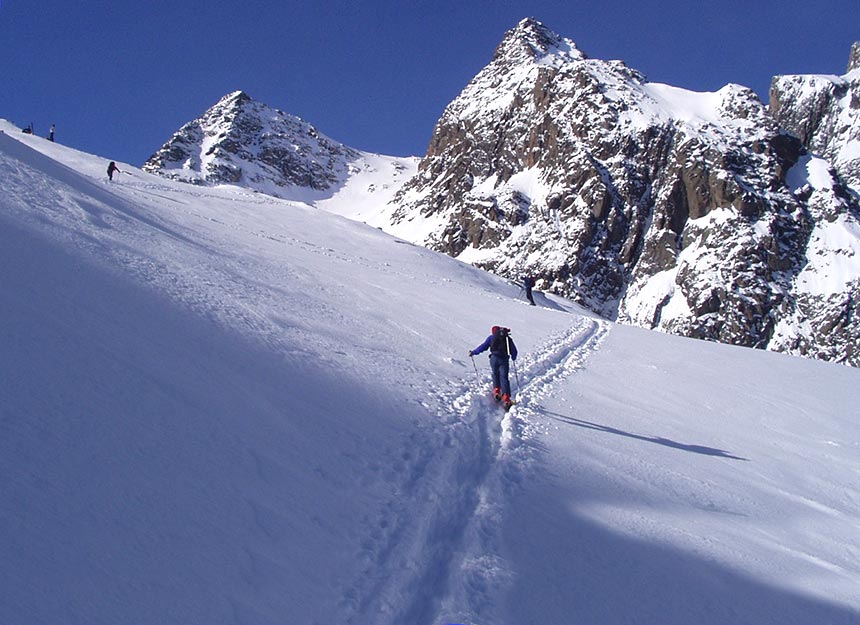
[471,330,517,360]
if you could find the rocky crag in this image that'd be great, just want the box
[385,18,860,365]
[766,44,860,363]
[771,43,860,197]
[143,91,414,209]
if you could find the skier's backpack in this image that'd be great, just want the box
[490,326,511,355]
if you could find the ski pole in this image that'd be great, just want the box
[506,334,520,394]
[469,353,480,383]
[512,356,520,394]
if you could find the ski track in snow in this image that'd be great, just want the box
[440,317,611,623]
[339,316,610,625]
[6,125,860,625]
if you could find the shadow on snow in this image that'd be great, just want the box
[539,407,749,461]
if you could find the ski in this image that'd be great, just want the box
[489,391,516,411]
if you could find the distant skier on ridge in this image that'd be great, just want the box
[107,161,122,181]
[522,275,536,306]
[469,325,518,410]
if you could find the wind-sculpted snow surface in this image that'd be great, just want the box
[2,122,860,625]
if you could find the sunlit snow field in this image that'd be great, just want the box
[2,121,859,625]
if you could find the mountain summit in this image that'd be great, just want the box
[849,41,860,73]
[143,91,416,211]
[143,90,360,194]
[384,21,860,366]
[492,17,586,65]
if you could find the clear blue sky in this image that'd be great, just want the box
[2,1,857,165]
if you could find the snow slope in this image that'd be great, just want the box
[2,121,859,625]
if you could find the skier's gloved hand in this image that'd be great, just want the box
[468,350,474,357]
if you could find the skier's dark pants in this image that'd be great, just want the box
[490,353,512,396]
[526,286,535,305]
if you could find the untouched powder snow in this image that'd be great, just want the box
[2,121,860,625]
[640,82,726,125]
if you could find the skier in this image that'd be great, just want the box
[469,325,518,409]
[523,275,536,306]
[48,124,55,142]
[107,161,121,181]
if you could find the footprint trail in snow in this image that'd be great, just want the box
[340,316,610,625]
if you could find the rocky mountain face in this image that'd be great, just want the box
[144,91,354,193]
[766,45,860,364]
[770,44,860,196]
[143,91,414,207]
[385,18,860,366]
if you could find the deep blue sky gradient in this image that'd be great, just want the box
[2,1,857,165]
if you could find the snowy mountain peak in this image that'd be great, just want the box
[493,17,586,65]
[849,41,860,72]
[494,17,586,65]
[218,89,253,107]
[143,91,361,196]
[143,91,417,210]
[385,18,860,366]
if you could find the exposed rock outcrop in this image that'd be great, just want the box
[387,19,860,364]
